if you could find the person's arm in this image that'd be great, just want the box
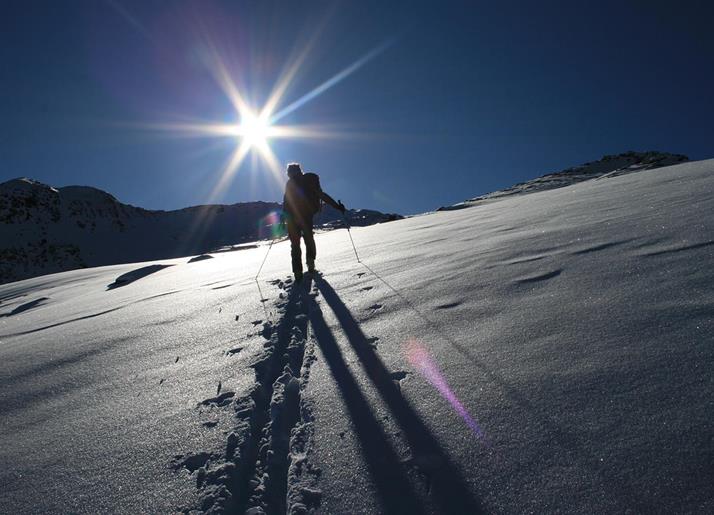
[320,191,346,213]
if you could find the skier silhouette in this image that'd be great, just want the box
[282,162,345,281]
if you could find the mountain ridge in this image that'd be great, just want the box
[439,150,689,211]
[0,178,401,284]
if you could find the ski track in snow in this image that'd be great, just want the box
[169,273,474,514]
[170,277,323,514]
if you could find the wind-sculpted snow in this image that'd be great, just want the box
[107,264,174,289]
[1,158,713,513]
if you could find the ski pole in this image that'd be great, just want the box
[254,239,274,280]
[342,212,361,263]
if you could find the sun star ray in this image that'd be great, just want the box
[260,8,336,120]
[142,34,395,207]
[207,139,252,202]
[260,36,316,121]
[203,41,252,118]
[253,138,286,191]
[176,140,252,257]
[140,121,240,139]
[269,38,394,124]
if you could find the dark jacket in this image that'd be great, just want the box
[283,173,341,226]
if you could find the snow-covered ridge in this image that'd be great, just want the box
[0,179,401,285]
[439,150,689,211]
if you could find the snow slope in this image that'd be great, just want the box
[0,178,401,285]
[1,159,712,513]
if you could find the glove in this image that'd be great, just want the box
[337,201,346,214]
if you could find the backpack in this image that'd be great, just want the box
[300,172,322,214]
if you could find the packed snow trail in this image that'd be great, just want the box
[1,159,713,513]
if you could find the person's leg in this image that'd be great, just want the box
[303,218,316,272]
[287,219,303,279]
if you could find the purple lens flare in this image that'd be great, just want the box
[406,339,484,439]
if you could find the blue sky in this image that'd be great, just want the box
[2,0,713,215]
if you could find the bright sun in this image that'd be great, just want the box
[150,37,391,205]
[237,112,271,148]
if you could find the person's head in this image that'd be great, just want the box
[287,162,303,178]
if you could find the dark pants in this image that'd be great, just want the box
[287,217,315,275]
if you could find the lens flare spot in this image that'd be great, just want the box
[258,210,285,240]
[406,339,484,438]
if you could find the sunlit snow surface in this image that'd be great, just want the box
[1,160,713,513]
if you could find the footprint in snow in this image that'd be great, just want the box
[171,452,212,472]
[390,371,409,381]
[401,453,445,474]
[390,371,409,392]
[234,397,255,419]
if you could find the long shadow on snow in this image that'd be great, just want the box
[302,276,426,515]
[357,261,650,510]
[309,276,483,514]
